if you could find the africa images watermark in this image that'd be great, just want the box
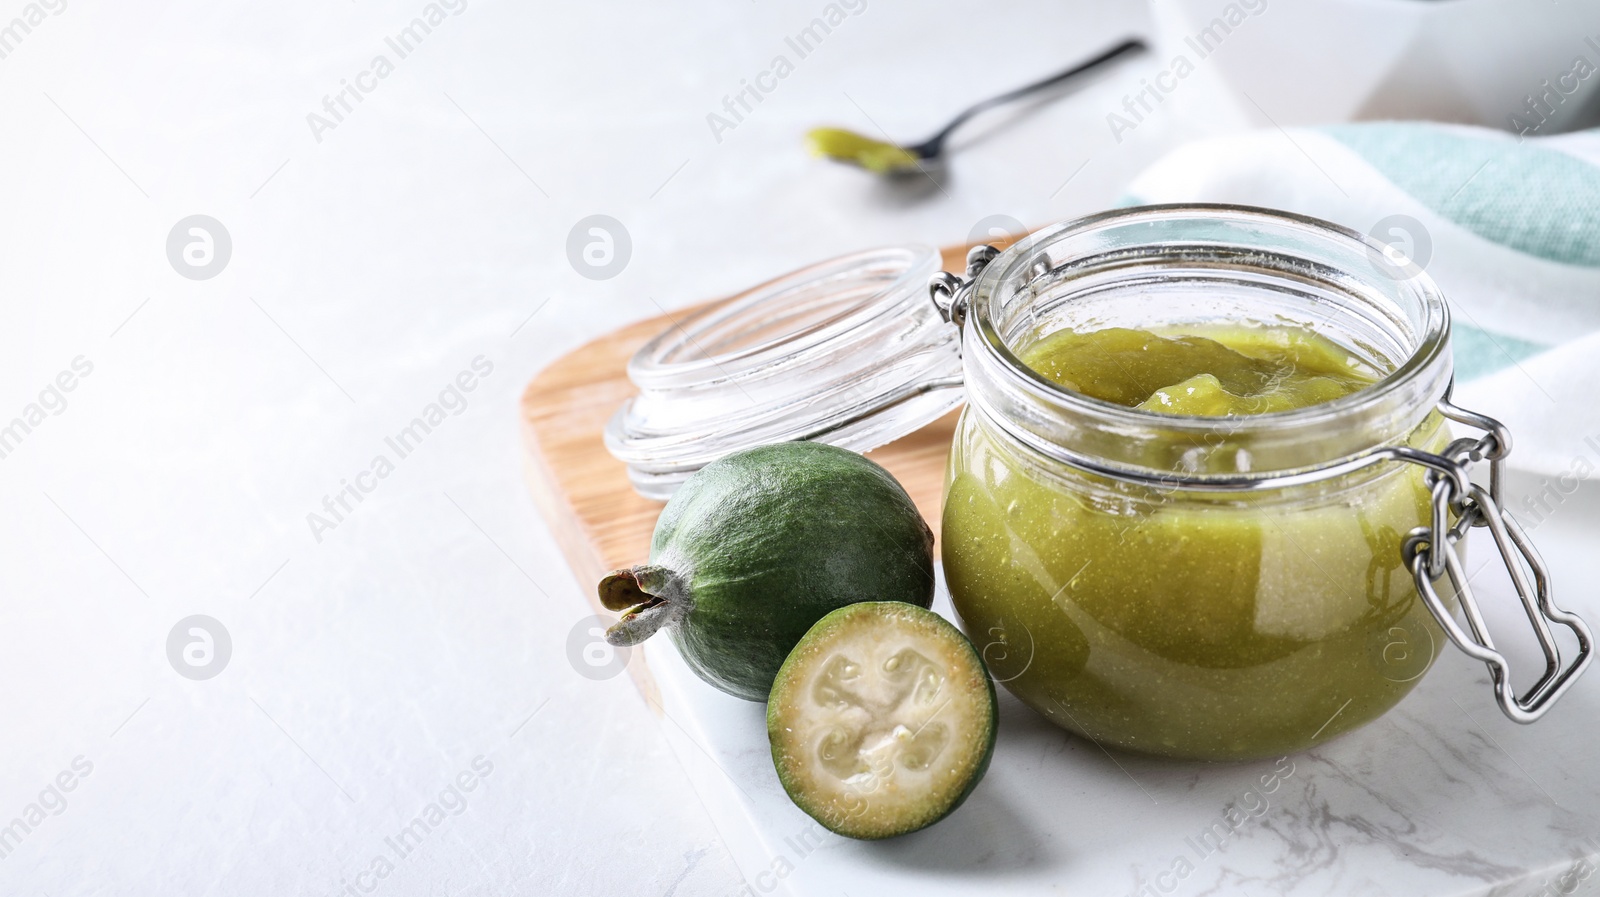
[727,818,830,897]
[566,215,631,281]
[1515,431,1600,532]
[334,755,495,897]
[167,615,232,681]
[0,755,93,862]
[1509,35,1600,142]
[1107,0,1268,143]
[306,0,469,144]
[306,355,494,543]
[1524,834,1600,897]
[705,0,867,144]
[167,215,232,281]
[1130,756,1297,897]
[0,355,94,462]
[566,615,632,682]
[0,0,66,63]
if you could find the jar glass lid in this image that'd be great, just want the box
[604,244,964,499]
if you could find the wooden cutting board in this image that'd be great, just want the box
[518,242,1000,618]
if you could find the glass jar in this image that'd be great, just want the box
[606,204,1592,759]
[935,205,1587,759]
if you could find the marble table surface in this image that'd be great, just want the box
[645,474,1600,896]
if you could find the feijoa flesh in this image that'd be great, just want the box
[768,602,997,840]
[599,442,935,702]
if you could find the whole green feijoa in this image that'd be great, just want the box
[598,442,935,701]
[768,602,998,840]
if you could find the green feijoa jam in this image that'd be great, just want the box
[804,127,922,174]
[943,323,1447,759]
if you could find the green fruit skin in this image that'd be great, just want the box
[653,442,935,701]
[766,602,998,840]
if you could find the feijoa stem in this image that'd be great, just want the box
[598,564,688,647]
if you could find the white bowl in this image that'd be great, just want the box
[1147,0,1600,135]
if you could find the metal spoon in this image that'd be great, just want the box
[807,38,1146,175]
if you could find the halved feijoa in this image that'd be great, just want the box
[767,602,996,840]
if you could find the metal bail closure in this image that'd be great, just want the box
[1401,393,1594,723]
[928,244,999,334]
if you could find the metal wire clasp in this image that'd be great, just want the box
[928,245,999,333]
[1400,390,1593,723]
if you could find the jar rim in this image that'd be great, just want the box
[965,203,1454,477]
